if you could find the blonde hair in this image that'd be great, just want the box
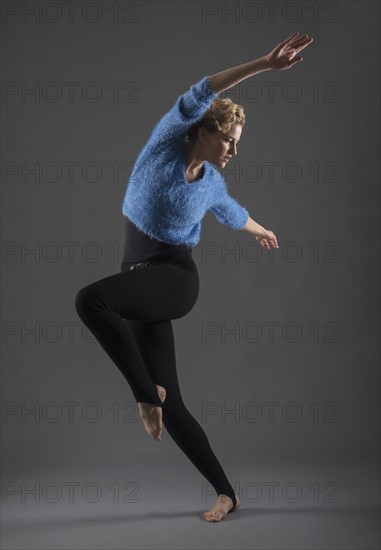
[186,97,245,142]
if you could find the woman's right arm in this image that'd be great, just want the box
[135,75,218,158]
[208,32,313,94]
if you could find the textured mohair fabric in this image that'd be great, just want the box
[121,75,249,246]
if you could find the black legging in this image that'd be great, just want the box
[74,247,237,510]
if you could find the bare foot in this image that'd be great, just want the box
[202,494,240,522]
[137,385,166,442]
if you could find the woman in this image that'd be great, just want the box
[75,32,313,522]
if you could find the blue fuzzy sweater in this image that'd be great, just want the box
[121,75,249,247]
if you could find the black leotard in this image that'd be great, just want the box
[122,216,192,264]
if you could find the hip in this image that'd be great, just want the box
[120,246,197,274]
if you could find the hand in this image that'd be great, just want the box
[264,32,314,71]
[255,229,279,250]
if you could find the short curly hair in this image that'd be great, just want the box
[185,97,245,143]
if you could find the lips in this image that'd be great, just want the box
[223,157,231,162]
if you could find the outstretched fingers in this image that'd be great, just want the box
[289,35,314,53]
[281,33,313,55]
[279,31,300,48]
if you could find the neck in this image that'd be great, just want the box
[184,141,206,176]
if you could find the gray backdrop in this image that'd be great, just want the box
[1,1,380,549]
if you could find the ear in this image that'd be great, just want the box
[197,126,208,142]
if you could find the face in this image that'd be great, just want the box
[199,123,242,167]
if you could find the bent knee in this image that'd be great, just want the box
[74,285,97,318]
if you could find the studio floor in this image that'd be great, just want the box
[2,463,379,550]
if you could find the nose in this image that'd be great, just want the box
[229,143,237,156]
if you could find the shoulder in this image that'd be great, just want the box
[206,162,226,189]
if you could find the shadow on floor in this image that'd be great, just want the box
[3,504,379,531]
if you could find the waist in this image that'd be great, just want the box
[122,215,194,262]
[121,247,196,272]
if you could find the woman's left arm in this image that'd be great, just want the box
[243,216,279,250]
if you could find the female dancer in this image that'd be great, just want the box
[75,32,313,522]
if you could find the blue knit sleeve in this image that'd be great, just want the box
[144,75,218,152]
[209,176,249,230]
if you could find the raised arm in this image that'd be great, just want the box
[134,33,313,166]
[139,76,218,155]
[208,32,313,250]
[208,32,313,94]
